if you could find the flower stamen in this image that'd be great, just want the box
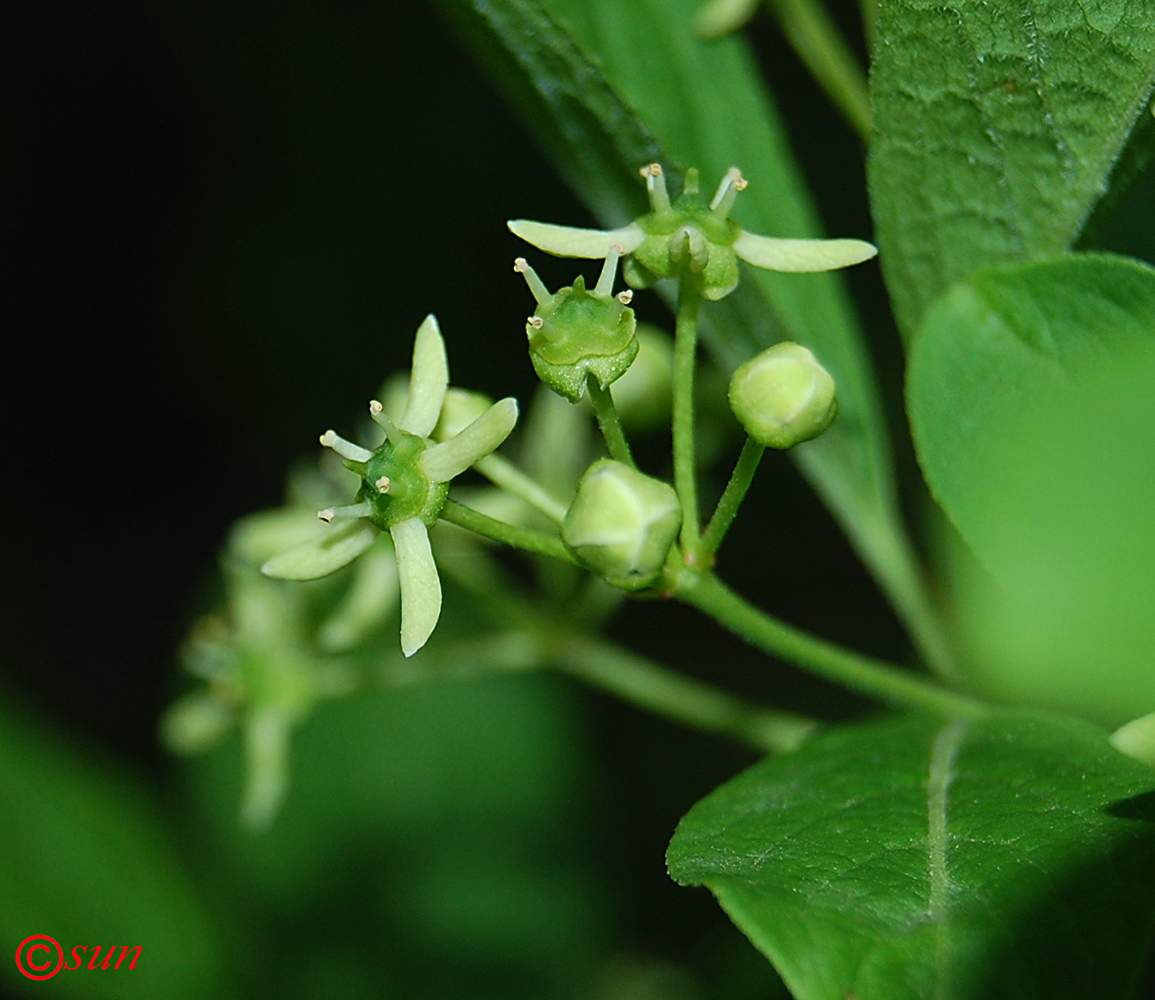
[318,501,373,523]
[640,163,671,213]
[514,257,551,306]
[368,400,403,445]
[710,166,747,219]
[319,430,373,463]
[594,242,625,297]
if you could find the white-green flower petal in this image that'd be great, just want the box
[732,232,878,272]
[160,692,237,756]
[390,517,442,657]
[434,387,494,441]
[507,219,645,259]
[695,0,759,38]
[240,707,291,832]
[1111,711,1155,768]
[399,314,449,437]
[229,506,332,568]
[317,538,400,651]
[420,397,519,483]
[260,519,377,580]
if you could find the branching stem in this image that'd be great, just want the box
[475,454,568,523]
[701,436,766,559]
[439,499,576,563]
[673,569,987,719]
[586,376,635,467]
[673,280,703,559]
[554,635,817,753]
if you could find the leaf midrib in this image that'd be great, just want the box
[927,719,967,999]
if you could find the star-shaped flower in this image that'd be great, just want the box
[261,315,518,656]
[509,164,877,300]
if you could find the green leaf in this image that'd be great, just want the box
[433,0,661,226]
[907,254,1155,723]
[668,711,1155,1000]
[869,0,1155,338]
[0,692,229,1000]
[440,0,952,675]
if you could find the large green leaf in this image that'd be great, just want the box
[439,0,951,674]
[0,693,229,1000]
[869,0,1155,339]
[668,711,1155,1000]
[908,255,1155,723]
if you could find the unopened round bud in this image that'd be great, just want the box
[562,460,681,591]
[728,343,836,448]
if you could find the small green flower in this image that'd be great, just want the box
[509,163,877,300]
[261,315,518,656]
[562,459,681,591]
[514,247,639,402]
[729,342,837,448]
[163,571,325,831]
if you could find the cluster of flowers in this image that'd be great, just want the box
[262,163,876,653]
[164,164,876,827]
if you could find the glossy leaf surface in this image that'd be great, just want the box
[669,711,1155,1000]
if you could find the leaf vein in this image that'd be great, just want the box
[928,719,967,999]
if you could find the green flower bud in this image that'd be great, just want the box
[728,342,837,449]
[562,459,681,591]
[515,252,638,403]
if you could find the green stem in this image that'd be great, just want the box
[700,436,766,560]
[586,376,635,467]
[766,0,872,141]
[375,632,546,688]
[674,570,987,719]
[439,499,577,564]
[475,454,567,523]
[673,280,702,559]
[553,636,817,753]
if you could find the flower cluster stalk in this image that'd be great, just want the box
[673,281,703,559]
[586,376,635,468]
[700,436,766,559]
